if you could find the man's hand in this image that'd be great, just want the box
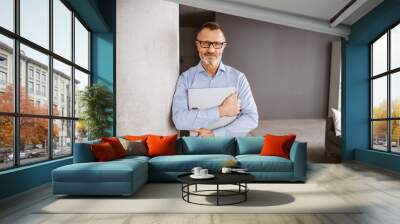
[218,91,241,117]
[195,128,214,137]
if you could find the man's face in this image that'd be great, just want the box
[196,28,226,67]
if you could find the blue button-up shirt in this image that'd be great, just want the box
[172,62,259,137]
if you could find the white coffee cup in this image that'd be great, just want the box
[200,169,208,176]
[221,167,232,174]
[191,167,202,176]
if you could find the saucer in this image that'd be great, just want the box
[232,170,249,174]
[190,174,215,179]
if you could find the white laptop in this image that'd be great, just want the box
[188,87,237,130]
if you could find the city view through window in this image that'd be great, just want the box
[371,23,400,153]
[0,0,90,170]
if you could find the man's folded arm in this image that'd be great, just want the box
[213,74,259,137]
[213,110,258,137]
[172,75,220,130]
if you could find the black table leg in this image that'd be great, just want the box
[187,184,190,202]
[216,184,219,206]
[245,183,247,201]
[180,182,251,206]
[181,183,183,199]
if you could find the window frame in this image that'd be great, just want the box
[0,0,92,171]
[370,21,400,154]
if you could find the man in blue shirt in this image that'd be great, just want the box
[172,22,258,137]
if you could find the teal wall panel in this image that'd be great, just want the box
[342,44,369,160]
[92,33,114,89]
[91,32,115,135]
[0,158,72,199]
[343,0,400,171]
[355,148,400,172]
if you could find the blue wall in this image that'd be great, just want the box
[0,0,116,200]
[0,158,72,199]
[92,33,114,87]
[91,0,116,135]
[343,0,400,171]
[91,33,115,136]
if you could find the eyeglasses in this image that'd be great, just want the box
[196,40,226,49]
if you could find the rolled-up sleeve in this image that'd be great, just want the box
[213,74,259,137]
[172,74,220,130]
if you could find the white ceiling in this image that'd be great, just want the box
[224,0,352,22]
[166,0,384,37]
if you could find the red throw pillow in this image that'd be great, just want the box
[101,137,127,158]
[91,142,118,161]
[146,134,177,157]
[259,134,296,159]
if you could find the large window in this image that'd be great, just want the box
[0,0,91,171]
[371,23,400,153]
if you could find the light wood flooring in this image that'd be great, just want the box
[1,162,400,224]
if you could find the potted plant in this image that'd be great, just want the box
[79,84,113,140]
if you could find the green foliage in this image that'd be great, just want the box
[79,84,113,140]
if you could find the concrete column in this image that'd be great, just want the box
[116,0,179,135]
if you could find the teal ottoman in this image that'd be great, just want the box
[52,156,148,196]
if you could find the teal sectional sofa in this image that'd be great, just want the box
[52,137,307,196]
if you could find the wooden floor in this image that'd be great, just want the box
[1,162,400,224]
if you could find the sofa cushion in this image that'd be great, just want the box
[115,155,150,163]
[260,134,296,159]
[73,139,100,163]
[236,137,263,155]
[124,135,149,141]
[179,137,236,155]
[53,158,147,183]
[118,138,148,156]
[91,142,118,161]
[331,108,341,136]
[146,134,177,157]
[148,154,235,172]
[236,155,293,172]
[101,137,127,158]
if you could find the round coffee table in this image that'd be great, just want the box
[177,172,255,206]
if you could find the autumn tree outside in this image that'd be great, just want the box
[0,84,60,160]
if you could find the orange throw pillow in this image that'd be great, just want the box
[101,137,127,158]
[91,142,117,161]
[124,135,149,141]
[146,134,177,157]
[259,134,296,159]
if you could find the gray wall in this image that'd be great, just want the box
[116,0,179,135]
[216,13,340,120]
[180,27,199,74]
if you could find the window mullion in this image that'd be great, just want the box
[71,10,76,155]
[388,30,391,152]
[13,0,20,167]
[48,0,54,160]
[370,45,373,149]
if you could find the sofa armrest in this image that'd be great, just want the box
[73,140,100,163]
[289,141,307,181]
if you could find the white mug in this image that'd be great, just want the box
[191,167,202,176]
[200,169,208,176]
[221,167,232,174]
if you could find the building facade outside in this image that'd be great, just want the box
[0,41,86,169]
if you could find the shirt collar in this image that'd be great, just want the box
[197,61,226,77]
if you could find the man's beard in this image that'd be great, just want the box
[201,54,219,66]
